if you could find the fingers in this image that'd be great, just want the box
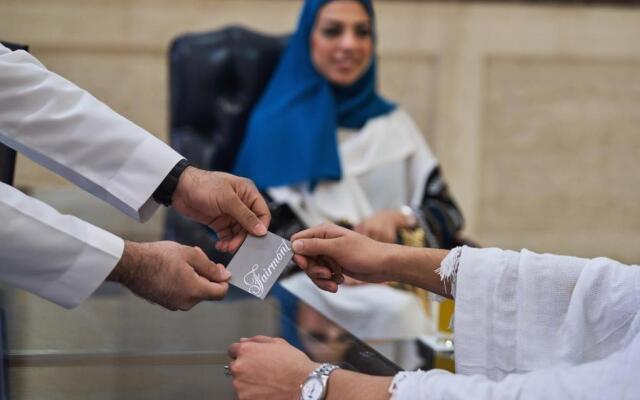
[307,265,333,280]
[194,277,229,301]
[292,254,310,269]
[228,336,276,360]
[223,192,267,237]
[247,335,275,343]
[291,237,337,258]
[224,231,248,253]
[190,247,231,282]
[291,223,347,242]
[293,256,340,293]
[311,278,338,293]
[248,191,271,233]
[228,342,241,359]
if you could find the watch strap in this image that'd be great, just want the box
[316,363,339,378]
[152,158,191,207]
[300,363,340,400]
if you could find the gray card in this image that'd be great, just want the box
[227,232,293,299]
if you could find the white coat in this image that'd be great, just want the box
[0,44,182,308]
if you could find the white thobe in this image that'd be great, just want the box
[0,44,182,308]
[392,247,640,399]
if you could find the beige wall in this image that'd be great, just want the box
[1,0,639,261]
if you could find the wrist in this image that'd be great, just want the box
[152,159,191,207]
[298,362,321,386]
[108,240,142,285]
[171,165,196,205]
[382,243,409,282]
[396,247,451,296]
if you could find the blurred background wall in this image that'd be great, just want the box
[2,0,639,262]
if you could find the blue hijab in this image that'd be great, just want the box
[233,0,395,189]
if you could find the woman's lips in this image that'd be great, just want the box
[333,59,360,72]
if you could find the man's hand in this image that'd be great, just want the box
[228,336,318,400]
[172,167,271,253]
[108,240,230,311]
[291,223,396,293]
[354,210,407,243]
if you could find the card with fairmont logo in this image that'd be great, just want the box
[227,232,293,299]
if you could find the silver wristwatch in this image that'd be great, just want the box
[300,363,340,400]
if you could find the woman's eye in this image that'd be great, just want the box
[355,26,371,38]
[321,27,342,38]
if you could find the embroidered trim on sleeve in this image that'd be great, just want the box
[435,246,462,299]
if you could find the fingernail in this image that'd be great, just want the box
[292,240,302,252]
[254,223,267,236]
[240,337,249,342]
[220,266,231,280]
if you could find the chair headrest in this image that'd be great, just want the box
[169,26,288,172]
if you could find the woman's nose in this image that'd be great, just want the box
[337,31,358,50]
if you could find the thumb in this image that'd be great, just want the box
[190,248,231,282]
[224,193,267,236]
[195,278,229,301]
[292,238,336,258]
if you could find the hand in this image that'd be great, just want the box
[108,240,230,311]
[172,167,271,253]
[228,336,318,400]
[354,210,407,243]
[291,223,396,292]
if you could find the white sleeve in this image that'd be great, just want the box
[0,182,123,308]
[453,247,640,380]
[391,246,640,399]
[390,330,640,400]
[0,44,183,222]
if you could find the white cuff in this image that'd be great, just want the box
[389,370,453,400]
[38,223,124,308]
[105,134,183,222]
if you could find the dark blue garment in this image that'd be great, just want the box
[233,0,395,189]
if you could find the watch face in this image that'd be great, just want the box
[301,376,325,400]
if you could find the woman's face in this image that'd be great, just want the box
[310,0,373,86]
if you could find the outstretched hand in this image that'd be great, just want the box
[291,223,396,293]
[172,168,271,253]
[108,240,230,311]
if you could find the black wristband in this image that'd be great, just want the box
[152,158,191,207]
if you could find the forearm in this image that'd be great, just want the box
[384,244,451,298]
[326,370,393,400]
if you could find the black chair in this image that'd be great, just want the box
[164,26,288,262]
